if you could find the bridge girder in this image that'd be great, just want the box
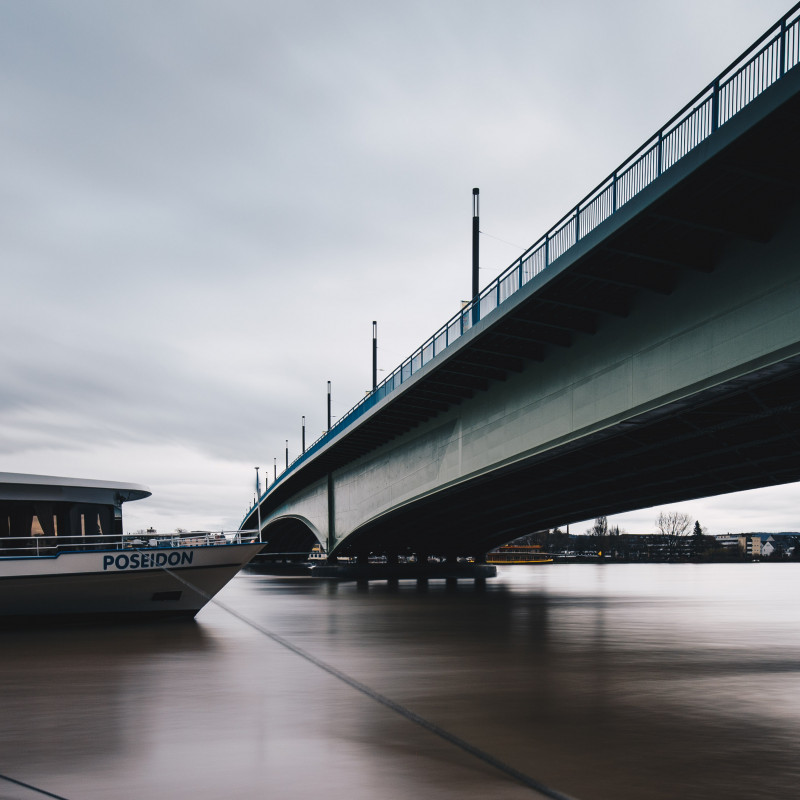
[335,356,800,558]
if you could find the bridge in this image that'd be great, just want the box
[243,5,800,563]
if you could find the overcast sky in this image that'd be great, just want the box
[1,0,796,536]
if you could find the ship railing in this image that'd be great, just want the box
[0,534,122,556]
[126,530,260,549]
[0,530,261,556]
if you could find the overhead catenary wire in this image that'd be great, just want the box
[150,558,581,800]
[479,229,527,252]
[478,230,528,277]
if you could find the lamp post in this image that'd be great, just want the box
[472,188,480,325]
[285,439,288,470]
[254,467,262,541]
[372,321,378,391]
[302,416,306,453]
[327,381,332,431]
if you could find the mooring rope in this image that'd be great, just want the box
[0,772,72,800]
[157,561,580,800]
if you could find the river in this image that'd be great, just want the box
[1,563,799,799]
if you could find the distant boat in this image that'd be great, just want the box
[308,542,327,562]
[0,472,263,624]
[487,544,553,565]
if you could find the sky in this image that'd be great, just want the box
[1,0,797,537]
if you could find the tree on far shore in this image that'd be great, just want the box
[588,516,608,538]
[692,520,706,557]
[656,510,692,557]
[791,536,800,560]
[586,516,608,556]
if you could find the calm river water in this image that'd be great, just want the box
[1,563,799,800]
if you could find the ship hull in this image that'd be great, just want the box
[0,543,263,623]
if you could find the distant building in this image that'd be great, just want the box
[714,534,740,550]
[761,536,777,557]
[717,533,799,558]
[738,535,763,557]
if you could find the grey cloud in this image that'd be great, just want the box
[0,0,793,531]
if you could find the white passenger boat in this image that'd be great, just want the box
[0,472,263,624]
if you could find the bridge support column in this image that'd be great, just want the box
[326,473,335,556]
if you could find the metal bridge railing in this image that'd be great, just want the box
[245,2,800,521]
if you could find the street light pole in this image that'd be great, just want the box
[254,466,262,541]
[372,321,378,391]
[472,188,480,325]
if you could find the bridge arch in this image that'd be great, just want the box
[260,514,321,561]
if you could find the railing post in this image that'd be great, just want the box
[780,18,786,78]
[545,234,550,268]
[612,173,617,212]
[711,79,719,133]
[657,131,663,176]
[575,206,580,244]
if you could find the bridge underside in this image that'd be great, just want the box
[338,354,800,558]
[257,518,317,561]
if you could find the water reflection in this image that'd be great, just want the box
[0,623,214,772]
[2,564,799,799]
